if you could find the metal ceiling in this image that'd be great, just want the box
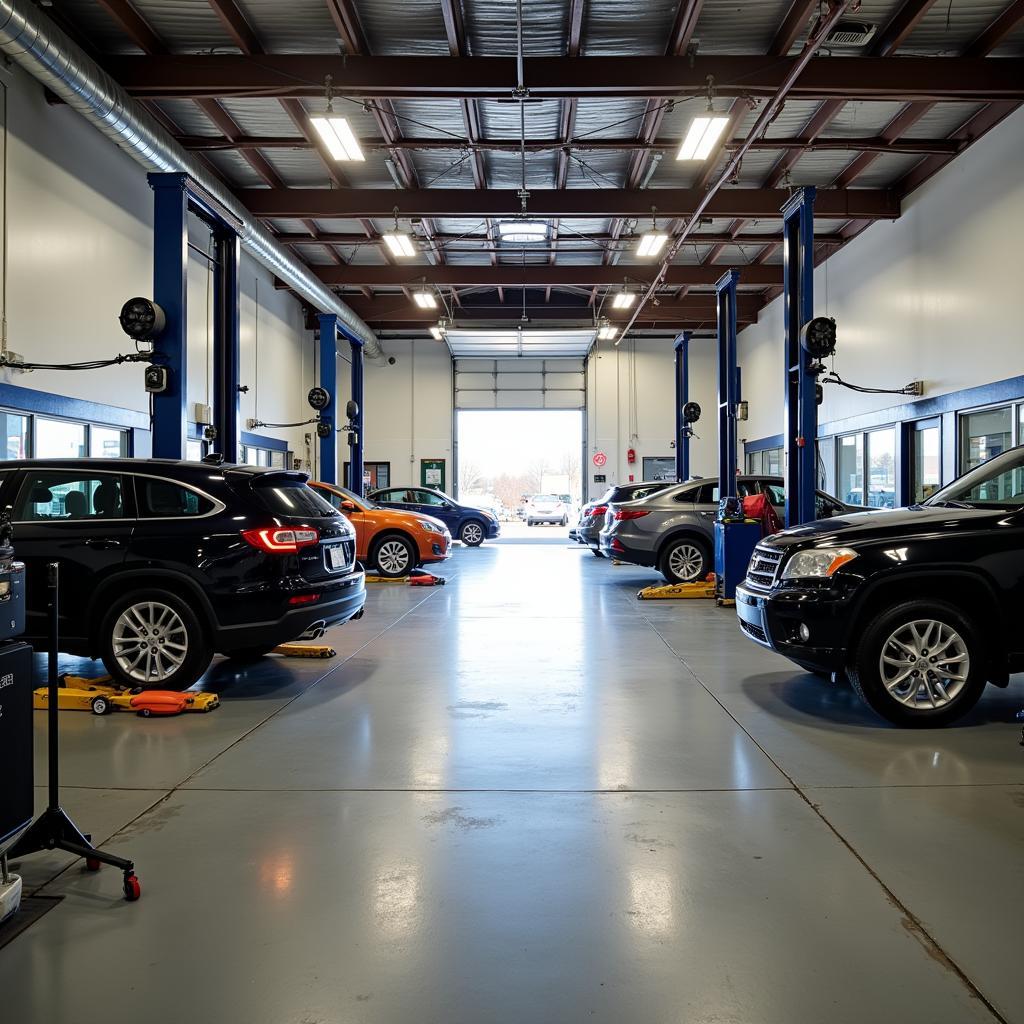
[45,0,1024,336]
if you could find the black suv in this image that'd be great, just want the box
[0,459,366,690]
[736,446,1024,727]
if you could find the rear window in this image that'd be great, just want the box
[137,478,215,518]
[250,481,339,518]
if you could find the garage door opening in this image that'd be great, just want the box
[456,409,584,532]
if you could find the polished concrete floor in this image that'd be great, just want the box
[3,527,1023,1023]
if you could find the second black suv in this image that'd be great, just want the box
[735,446,1024,726]
[0,459,366,690]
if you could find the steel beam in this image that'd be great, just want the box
[782,188,818,528]
[238,187,898,220]
[104,55,1024,102]
[313,265,783,288]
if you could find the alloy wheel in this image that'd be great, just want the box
[377,539,411,575]
[668,543,703,582]
[462,523,483,545]
[878,618,969,710]
[111,601,189,684]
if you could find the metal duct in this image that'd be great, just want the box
[0,0,382,358]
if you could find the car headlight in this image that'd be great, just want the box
[420,521,440,534]
[781,547,858,579]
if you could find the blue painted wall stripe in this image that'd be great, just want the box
[0,381,149,431]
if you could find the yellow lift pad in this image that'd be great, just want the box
[364,575,409,584]
[272,643,337,658]
[637,580,717,600]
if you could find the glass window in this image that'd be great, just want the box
[673,486,701,503]
[0,412,29,460]
[136,478,214,518]
[185,439,205,462]
[249,480,337,518]
[90,425,127,459]
[269,450,286,469]
[35,418,86,459]
[911,423,941,503]
[766,448,783,476]
[837,434,864,506]
[866,427,897,508]
[16,471,125,521]
[960,406,1012,473]
[413,490,448,506]
[929,447,1024,509]
[763,482,785,506]
[694,483,720,504]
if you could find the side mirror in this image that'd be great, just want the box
[340,499,357,512]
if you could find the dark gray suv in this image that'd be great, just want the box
[599,475,867,583]
[575,481,673,556]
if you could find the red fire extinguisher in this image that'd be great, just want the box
[627,448,636,465]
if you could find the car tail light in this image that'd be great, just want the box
[591,505,608,517]
[614,509,650,521]
[242,526,320,554]
[288,593,321,606]
[611,537,625,553]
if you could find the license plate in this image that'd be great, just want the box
[327,545,346,570]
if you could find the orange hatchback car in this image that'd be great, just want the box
[311,482,452,578]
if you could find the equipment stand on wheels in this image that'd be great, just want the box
[8,563,141,901]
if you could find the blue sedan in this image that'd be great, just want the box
[368,487,501,546]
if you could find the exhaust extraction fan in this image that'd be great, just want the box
[825,20,877,48]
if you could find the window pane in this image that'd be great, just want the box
[415,490,447,506]
[269,449,286,469]
[0,412,29,460]
[35,418,86,459]
[90,425,127,458]
[912,425,941,503]
[960,406,1012,473]
[137,479,214,518]
[16,471,125,521]
[837,434,864,505]
[866,428,896,508]
[186,439,205,462]
[766,448,782,476]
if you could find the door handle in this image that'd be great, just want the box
[699,511,715,518]
[86,538,123,549]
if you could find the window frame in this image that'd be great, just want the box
[957,402,1015,476]
[0,406,130,463]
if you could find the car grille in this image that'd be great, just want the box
[745,545,784,590]
[739,619,769,644]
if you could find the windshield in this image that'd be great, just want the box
[337,485,375,510]
[924,446,1024,510]
[533,494,558,503]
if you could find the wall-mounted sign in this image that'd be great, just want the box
[592,451,607,468]
[421,458,445,490]
[593,474,607,484]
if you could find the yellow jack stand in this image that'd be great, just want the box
[272,643,337,659]
[637,580,716,601]
[364,575,409,584]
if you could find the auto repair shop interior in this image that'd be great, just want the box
[0,1,1022,1021]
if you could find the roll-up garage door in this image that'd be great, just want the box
[454,359,586,410]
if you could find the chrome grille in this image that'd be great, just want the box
[745,545,784,590]
[739,619,769,645]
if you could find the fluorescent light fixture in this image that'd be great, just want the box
[612,291,635,309]
[677,115,730,161]
[413,290,437,309]
[497,220,549,243]
[383,232,416,257]
[636,232,668,258]
[429,325,445,341]
[597,324,618,340]
[309,115,364,161]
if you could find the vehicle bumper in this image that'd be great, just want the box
[420,535,453,563]
[486,520,501,538]
[598,533,656,567]
[217,569,366,653]
[734,583,853,672]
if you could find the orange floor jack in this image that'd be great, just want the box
[409,569,446,587]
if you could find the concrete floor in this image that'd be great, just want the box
[3,528,1023,1023]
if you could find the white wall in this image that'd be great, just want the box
[361,338,453,487]
[739,104,1024,448]
[1,64,314,461]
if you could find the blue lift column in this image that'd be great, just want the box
[213,230,240,462]
[716,271,741,498]
[346,332,365,496]
[674,332,691,482]
[782,187,818,527]
[149,175,189,459]
[317,314,339,485]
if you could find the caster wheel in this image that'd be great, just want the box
[123,874,141,901]
[85,857,101,872]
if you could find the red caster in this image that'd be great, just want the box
[85,857,101,872]
[123,874,141,901]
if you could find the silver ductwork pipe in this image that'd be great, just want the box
[0,0,382,358]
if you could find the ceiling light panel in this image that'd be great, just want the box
[677,116,730,161]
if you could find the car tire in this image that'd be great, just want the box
[372,533,416,577]
[658,536,710,584]
[460,521,485,546]
[848,600,986,727]
[99,589,212,691]
[560,516,568,527]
